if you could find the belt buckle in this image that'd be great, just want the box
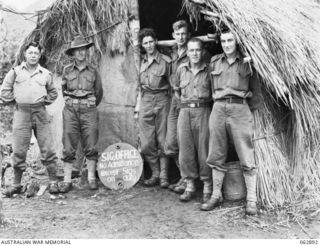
[189,103,196,108]
[73,99,79,104]
[226,98,232,104]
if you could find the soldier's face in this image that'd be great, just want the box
[221,32,237,56]
[187,41,202,65]
[142,36,156,56]
[24,46,41,66]
[172,27,189,47]
[73,47,88,62]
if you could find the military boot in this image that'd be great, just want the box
[60,162,73,193]
[3,168,24,197]
[200,169,225,211]
[179,179,196,202]
[243,171,258,215]
[87,159,98,190]
[144,155,160,187]
[202,179,213,204]
[159,157,169,188]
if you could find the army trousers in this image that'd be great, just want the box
[139,92,170,165]
[164,95,180,157]
[62,103,99,162]
[177,106,211,181]
[207,101,255,172]
[12,103,58,180]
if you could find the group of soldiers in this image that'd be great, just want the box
[0,19,261,216]
[0,36,103,195]
[136,20,261,215]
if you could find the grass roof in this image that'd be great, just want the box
[16,0,133,72]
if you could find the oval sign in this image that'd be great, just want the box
[97,143,143,190]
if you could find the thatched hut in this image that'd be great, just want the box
[15,0,320,212]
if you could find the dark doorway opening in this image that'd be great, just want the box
[138,0,223,56]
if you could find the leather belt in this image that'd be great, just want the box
[215,97,247,104]
[180,101,211,108]
[142,90,169,95]
[17,102,45,108]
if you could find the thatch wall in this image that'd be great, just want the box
[184,0,320,210]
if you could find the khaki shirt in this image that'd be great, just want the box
[210,52,262,110]
[0,62,57,105]
[170,45,189,86]
[139,51,171,92]
[175,62,212,103]
[62,62,103,105]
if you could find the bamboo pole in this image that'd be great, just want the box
[157,34,218,47]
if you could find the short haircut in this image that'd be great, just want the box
[24,41,42,53]
[187,37,203,50]
[172,20,189,32]
[139,28,157,44]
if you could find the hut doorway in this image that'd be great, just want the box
[138,0,222,56]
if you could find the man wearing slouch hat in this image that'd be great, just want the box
[60,35,103,193]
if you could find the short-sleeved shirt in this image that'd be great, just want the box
[62,62,103,105]
[0,62,57,105]
[139,51,171,92]
[209,52,262,109]
[175,61,212,103]
[170,46,189,85]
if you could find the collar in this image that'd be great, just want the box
[141,51,161,73]
[21,61,43,73]
[181,61,207,72]
[171,45,187,60]
[72,61,90,71]
[221,51,242,61]
[142,50,161,64]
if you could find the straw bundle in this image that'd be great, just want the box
[184,0,320,210]
[15,0,133,72]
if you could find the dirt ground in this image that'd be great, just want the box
[1,178,320,239]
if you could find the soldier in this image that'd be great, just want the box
[0,41,59,196]
[165,20,190,193]
[201,28,262,215]
[60,36,103,193]
[135,28,171,187]
[174,38,212,203]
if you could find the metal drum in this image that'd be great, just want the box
[222,161,247,201]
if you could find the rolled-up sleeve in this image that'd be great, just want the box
[44,73,58,105]
[0,69,16,103]
[94,69,103,106]
[248,69,263,111]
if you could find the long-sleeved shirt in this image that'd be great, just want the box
[62,62,103,106]
[175,61,212,103]
[209,52,262,110]
[139,51,171,92]
[0,62,57,105]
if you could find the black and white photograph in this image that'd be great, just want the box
[0,0,320,242]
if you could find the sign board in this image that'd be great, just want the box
[97,143,143,190]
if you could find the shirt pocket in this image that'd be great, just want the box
[82,73,95,90]
[210,70,223,89]
[65,73,78,90]
[180,79,190,98]
[150,70,165,89]
[198,83,211,99]
[15,75,27,84]
[35,78,47,87]
[236,70,251,91]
